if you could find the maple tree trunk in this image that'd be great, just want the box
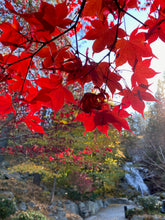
[50,176,56,204]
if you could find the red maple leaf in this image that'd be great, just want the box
[115,28,155,67]
[80,91,108,113]
[131,59,159,87]
[27,74,76,115]
[144,15,165,44]
[119,86,159,117]
[5,0,72,36]
[83,0,139,20]
[4,53,33,79]
[74,107,132,137]
[0,15,27,51]
[59,55,95,86]
[150,0,165,14]
[61,56,122,93]
[95,62,122,95]
[17,114,47,136]
[82,0,103,19]
[0,94,16,117]
[37,43,72,69]
[83,20,126,53]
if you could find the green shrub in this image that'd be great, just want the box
[137,195,161,213]
[15,210,47,220]
[0,196,16,219]
[125,207,144,219]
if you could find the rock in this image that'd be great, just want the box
[103,199,110,207]
[85,200,99,215]
[160,199,165,213]
[27,201,36,209]
[1,161,10,168]
[78,202,89,218]
[56,207,67,220]
[3,171,23,181]
[48,212,55,218]
[160,192,165,199]
[64,200,79,214]
[19,201,27,211]
[56,200,64,208]
[49,206,67,220]
[20,172,31,180]
[0,191,14,199]
[56,188,67,196]
[66,212,83,220]
[48,204,55,211]
[96,199,104,209]
[107,197,134,205]
[51,200,57,206]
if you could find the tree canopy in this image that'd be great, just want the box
[0,0,163,137]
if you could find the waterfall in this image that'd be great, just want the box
[124,162,150,196]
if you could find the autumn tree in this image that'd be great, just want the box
[0,0,163,144]
[138,77,165,192]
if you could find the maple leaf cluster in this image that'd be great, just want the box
[0,0,163,137]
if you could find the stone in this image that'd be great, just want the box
[96,199,104,209]
[0,191,14,199]
[51,200,57,206]
[64,200,79,214]
[1,161,9,168]
[19,201,27,211]
[4,171,22,181]
[56,200,64,208]
[56,188,67,196]
[21,172,31,180]
[103,199,110,207]
[66,212,83,220]
[85,201,96,215]
[107,197,134,205]
[56,207,67,220]
[160,193,165,199]
[78,202,89,218]
[27,201,36,209]
[160,199,165,213]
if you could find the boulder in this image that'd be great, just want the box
[27,201,36,209]
[66,212,83,220]
[0,191,15,199]
[78,202,89,218]
[56,207,67,220]
[85,200,99,215]
[160,193,165,199]
[19,201,27,211]
[64,200,79,215]
[96,199,104,209]
[2,170,23,181]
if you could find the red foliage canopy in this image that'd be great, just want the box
[0,0,163,136]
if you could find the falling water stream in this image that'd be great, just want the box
[124,162,150,196]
